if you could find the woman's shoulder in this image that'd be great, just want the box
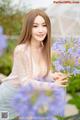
[14,44,28,54]
[13,44,29,61]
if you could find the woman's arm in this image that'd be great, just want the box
[7,45,28,87]
[21,76,55,90]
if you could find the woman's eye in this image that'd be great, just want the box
[33,24,47,28]
[33,25,38,27]
[43,24,47,27]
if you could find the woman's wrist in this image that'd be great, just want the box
[48,71,54,80]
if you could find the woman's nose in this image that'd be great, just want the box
[38,26,43,32]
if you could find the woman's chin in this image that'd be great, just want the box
[36,38,44,42]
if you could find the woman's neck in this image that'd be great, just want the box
[30,39,43,50]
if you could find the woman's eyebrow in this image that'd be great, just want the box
[33,22,46,25]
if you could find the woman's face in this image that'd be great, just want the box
[31,15,48,42]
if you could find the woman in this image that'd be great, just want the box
[0,9,67,120]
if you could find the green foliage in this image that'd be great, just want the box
[66,74,80,119]
[0,13,22,35]
[55,115,64,120]
[68,94,80,111]
[0,0,24,35]
[67,74,80,93]
[0,53,12,75]
[0,39,16,75]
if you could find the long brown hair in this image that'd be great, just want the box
[18,9,51,75]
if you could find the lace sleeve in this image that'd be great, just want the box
[11,45,27,81]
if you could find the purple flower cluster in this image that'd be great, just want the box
[52,38,80,75]
[11,78,66,120]
[0,26,7,56]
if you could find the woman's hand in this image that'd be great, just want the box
[49,72,68,87]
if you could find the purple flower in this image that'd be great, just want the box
[73,68,80,76]
[50,86,66,116]
[67,48,73,54]
[52,42,66,53]
[0,26,7,56]
[65,66,71,73]
[11,78,66,119]
[52,38,80,75]
[77,38,80,46]
[53,60,64,72]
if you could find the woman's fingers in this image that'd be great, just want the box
[61,79,68,85]
[53,72,67,80]
[55,73,69,81]
[54,80,68,87]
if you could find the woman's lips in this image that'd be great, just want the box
[36,34,44,37]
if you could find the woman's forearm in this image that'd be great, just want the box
[22,76,55,90]
[30,79,54,90]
